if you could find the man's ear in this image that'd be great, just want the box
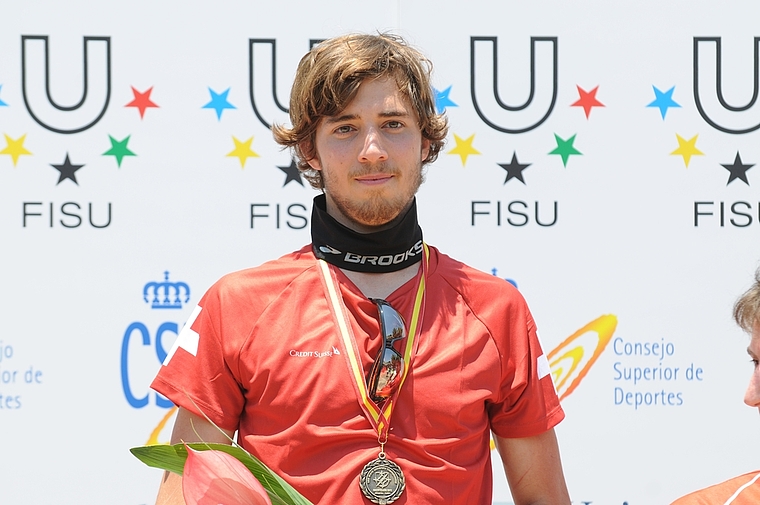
[300,141,321,170]
[420,138,431,162]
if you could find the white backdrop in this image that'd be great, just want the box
[2,1,760,504]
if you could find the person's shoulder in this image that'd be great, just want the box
[210,245,317,299]
[188,246,318,342]
[428,245,523,304]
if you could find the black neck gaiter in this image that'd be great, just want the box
[310,194,424,273]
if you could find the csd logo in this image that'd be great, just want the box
[121,272,189,410]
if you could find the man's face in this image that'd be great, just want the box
[306,77,430,232]
[744,324,760,412]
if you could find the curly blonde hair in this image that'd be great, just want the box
[734,268,760,333]
[272,33,448,189]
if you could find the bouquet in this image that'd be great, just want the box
[131,434,313,505]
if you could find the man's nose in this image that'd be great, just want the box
[358,129,388,164]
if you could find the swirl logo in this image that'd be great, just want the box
[547,314,617,401]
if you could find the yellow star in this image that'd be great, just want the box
[447,133,481,167]
[670,134,704,167]
[0,134,32,166]
[226,136,259,168]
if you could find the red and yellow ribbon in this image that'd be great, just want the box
[318,244,429,440]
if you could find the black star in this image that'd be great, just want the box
[721,152,754,186]
[498,152,531,185]
[51,153,84,185]
[278,158,304,187]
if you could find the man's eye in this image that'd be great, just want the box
[335,125,353,134]
[386,121,403,129]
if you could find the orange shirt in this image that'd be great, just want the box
[672,472,760,504]
[152,245,563,504]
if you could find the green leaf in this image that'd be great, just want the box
[131,444,187,476]
[130,443,314,505]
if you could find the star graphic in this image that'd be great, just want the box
[571,85,604,119]
[103,135,136,167]
[125,86,159,118]
[670,134,704,167]
[0,85,7,107]
[447,133,481,166]
[203,87,236,120]
[499,152,531,185]
[278,158,304,187]
[1,134,32,166]
[647,86,681,120]
[721,152,754,186]
[226,136,259,167]
[434,86,458,114]
[548,134,582,167]
[51,153,84,185]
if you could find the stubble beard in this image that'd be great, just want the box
[324,162,424,229]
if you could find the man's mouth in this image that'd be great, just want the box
[355,172,394,184]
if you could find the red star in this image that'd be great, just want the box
[125,86,159,118]
[571,85,604,119]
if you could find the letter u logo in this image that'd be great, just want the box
[21,35,111,134]
[470,36,558,134]
[693,37,760,134]
[249,38,322,128]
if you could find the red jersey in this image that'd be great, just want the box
[152,245,564,504]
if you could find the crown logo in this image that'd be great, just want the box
[143,271,190,309]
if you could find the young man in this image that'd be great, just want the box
[152,33,570,505]
[672,270,760,504]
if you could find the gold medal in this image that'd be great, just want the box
[359,452,405,505]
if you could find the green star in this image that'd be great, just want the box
[103,135,136,167]
[548,133,582,167]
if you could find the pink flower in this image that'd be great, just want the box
[182,447,273,505]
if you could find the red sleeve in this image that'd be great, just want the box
[150,282,245,432]
[487,291,564,438]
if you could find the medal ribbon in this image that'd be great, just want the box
[318,243,429,441]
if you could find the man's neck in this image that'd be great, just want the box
[324,195,419,298]
[310,193,423,286]
[340,263,420,300]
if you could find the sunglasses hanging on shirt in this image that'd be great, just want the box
[367,299,407,404]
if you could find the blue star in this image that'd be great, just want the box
[202,87,236,120]
[646,85,680,120]
[434,86,457,114]
[0,85,7,107]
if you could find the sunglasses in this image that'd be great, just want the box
[367,299,407,403]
